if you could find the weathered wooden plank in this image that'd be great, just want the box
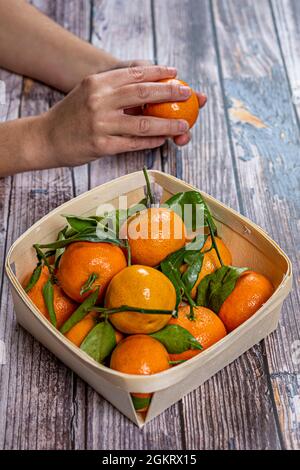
[153,0,282,450]
[0,70,22,289]
[0,0,92,450]
[33,2,92,447]
[0,69,23,450]
[213,0,300,449]
[74,0,184,449]
[271,0,300,122]
[0,134,74,449]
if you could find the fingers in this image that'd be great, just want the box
[117,60,153,68]
[109,115,189,137]
[100,65,177,88]
[173,131,192,146]
[112,81,192,108]
[124,106,143,116]
[196,92,207,108]
[108,135,166,154]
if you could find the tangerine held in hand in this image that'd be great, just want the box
[123,207,186,267]
[24,266,77,329]
[219,271,274,332]
[57,241,127,304]
[143,78,199,129]
[105,265,176,334]
[110,335,170,412]
[169,305,227,361]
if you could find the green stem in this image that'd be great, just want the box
[93,305,176,316]
[206,217,224,267]
[60,288,99,334]
[80,272,99,296]
[33,244,54,275]
[169,359,187,365]
[125,239,131,266]
[42,279,57,327]
[143,166,155,206]
[24,262,42,292]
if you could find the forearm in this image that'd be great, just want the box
[0,116,55,177]
[0,0,118,92]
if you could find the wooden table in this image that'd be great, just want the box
[0,0,299,450]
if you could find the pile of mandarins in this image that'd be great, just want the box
[23,176,274,414]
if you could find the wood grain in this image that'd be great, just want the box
[0,70,22,296]
[0,0,92,450]
[153,0,283,450]
[0,70,23,450]
[271,0,300,122]
[0,0,299,450]
[213,0,300,449]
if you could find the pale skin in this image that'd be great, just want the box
[0,0,207,177]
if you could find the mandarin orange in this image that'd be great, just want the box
[110,335,170,412]
[123,207,186,267]
[219,271,274,332]
[57,242,127,303]
[105,265,176,334]
[65,312,124,347]
[168,305,227,361]
[143,78,199,128]
[24,266,77,329]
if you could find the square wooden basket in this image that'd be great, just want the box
[5,171,292,427]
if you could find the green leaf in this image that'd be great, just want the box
[60,288,99,334]
[164,190,217,233]
[160,235,206,306]
[25,263,42,292]
[196,266,248,313]
[160,249,187,309]
[33,244,54,274]
[65,213,124,241]
[55,226,68,267]
[80,321,116,363]
[80,273,99,296]
[63,215,98,232]
[150,324,202,354]
[131,395,151,411]
[181,251,204,293]
[37,229,122,251]
[42,279,57,327]
[99,209,127,237]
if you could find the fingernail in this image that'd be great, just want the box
[167,67,177,75]
[180,86,191,97]
[179,120,189,132]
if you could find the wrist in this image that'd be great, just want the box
[23,114,59,171]
[61,44,119,92]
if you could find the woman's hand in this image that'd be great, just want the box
[111,60,207,147]
[43,65,206,167]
